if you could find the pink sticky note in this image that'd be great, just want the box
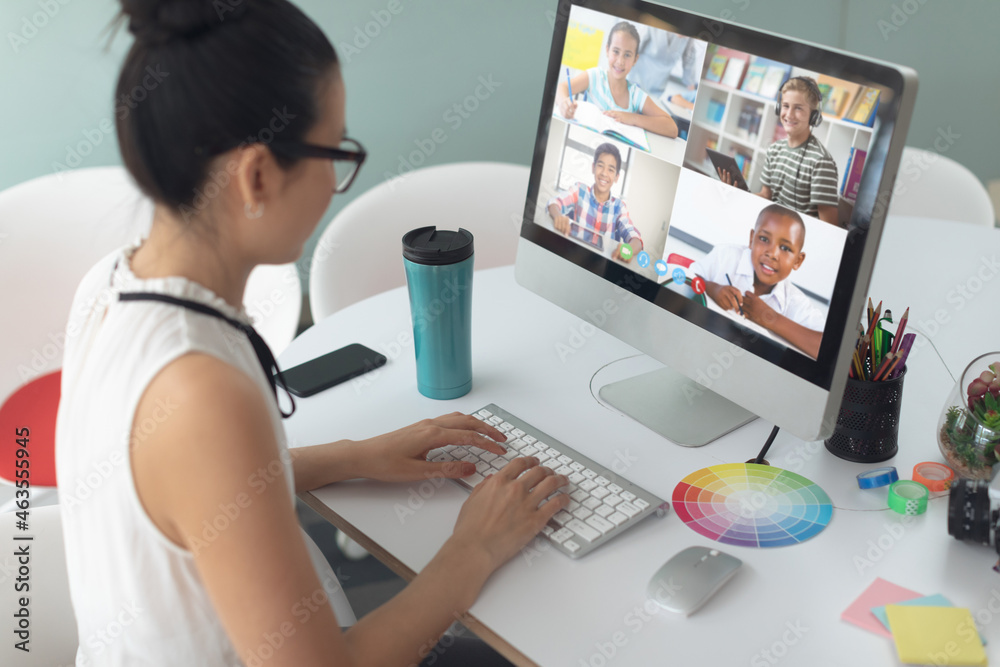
[841,578,923,638]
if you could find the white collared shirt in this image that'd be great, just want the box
[690,244,827,331]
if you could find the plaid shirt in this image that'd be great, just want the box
[548,182,642,248]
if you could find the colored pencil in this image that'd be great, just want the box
[886,333,915,380]
[872,352,895,381]
[890,307,909,354]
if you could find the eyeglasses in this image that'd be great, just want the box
[269,137,367,193]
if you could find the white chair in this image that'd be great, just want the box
[0,506,77,666]
[0,167,302,512]
[309,161,530,321]
[888,147,995,226]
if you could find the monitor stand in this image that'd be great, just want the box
[598,366,756,447]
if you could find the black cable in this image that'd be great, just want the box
[754,425,780,464]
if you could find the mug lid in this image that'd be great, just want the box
[402,226,474,265]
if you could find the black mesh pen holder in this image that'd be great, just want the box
[825,368,906,463]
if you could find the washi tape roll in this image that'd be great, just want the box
[888,480,929,516]
[857,466,899,489]
[912,462,954,492]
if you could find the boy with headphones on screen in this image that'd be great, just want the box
[718,76,840,226]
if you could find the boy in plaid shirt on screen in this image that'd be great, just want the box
[546,142,643,263]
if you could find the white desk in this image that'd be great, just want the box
[281,216,1000,666]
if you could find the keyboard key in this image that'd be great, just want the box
[492,458,509,471]
[608,483,623,494]
[534,450,551,462]
[507,439,526,451]
[535,442,548,451]
[566,519,601,542]
[572,507,593,521]
[557,455,572,465]
[563,540,580,553]
[479,451,498,463]
[634,498,650,510]
[595,476,610,486]
[579,479,597,492]
[582,469,598,479]
[608,511,628,526]
[586,515,614,535]
[594,504,614,518]
[570,489,589,503]
[568,472,585,485]
[621,491,636,502]
[582,496,601,510]
[466,472,486,486]
[488,416,503,425]
[552,510,573,526]
[475,461,491,474]
[566,499,581,512]
[546,447,561,458]
[477,409,492,418]
[502,448,518,460]
[500,421,514,432]
[511,428,525,438]
[555,465,573,476]
[542,459,560,470]
[473,414,485,421]
[520,445,538,457]
[461,454,478,465]
[541,525,554,537]
[431,454,451,463]
[604,494,623,507]
[521,435,537,445]
[570,462,586,472]
[452,447,469,458]
[618,501,640,518]
[552,528,574,544]
[591,486,611,500]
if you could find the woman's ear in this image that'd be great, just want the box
[233,143,271,211]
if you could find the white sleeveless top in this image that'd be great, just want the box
[55,241,354,667]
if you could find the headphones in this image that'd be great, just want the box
[775,76,823,128]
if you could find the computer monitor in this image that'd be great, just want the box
[515,0,917,445]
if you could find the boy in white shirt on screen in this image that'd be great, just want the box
[691,203,825,358]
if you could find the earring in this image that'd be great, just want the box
[244,201,264,219]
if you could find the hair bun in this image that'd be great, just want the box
[122,0,247,45]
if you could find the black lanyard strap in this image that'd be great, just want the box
[118,292,296,418]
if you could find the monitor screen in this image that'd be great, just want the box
[517,0,915,441]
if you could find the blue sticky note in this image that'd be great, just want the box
[872,595,987,645]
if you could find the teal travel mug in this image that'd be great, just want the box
[402,226,474,399]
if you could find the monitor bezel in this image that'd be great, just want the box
[520,0,914,391]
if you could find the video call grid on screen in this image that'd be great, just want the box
[525,0,906,381]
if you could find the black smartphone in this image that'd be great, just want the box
[278,343,387,397]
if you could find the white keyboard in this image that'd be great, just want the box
[428,404,669,559]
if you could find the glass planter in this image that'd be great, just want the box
[937,352,1000,481]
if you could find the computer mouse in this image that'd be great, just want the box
[646,546,742,616]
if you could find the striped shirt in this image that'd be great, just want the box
[548,182,642,248]
[760,135,839,217]
[583,67,648,114]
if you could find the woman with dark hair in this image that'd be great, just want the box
[55,2,569,665]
